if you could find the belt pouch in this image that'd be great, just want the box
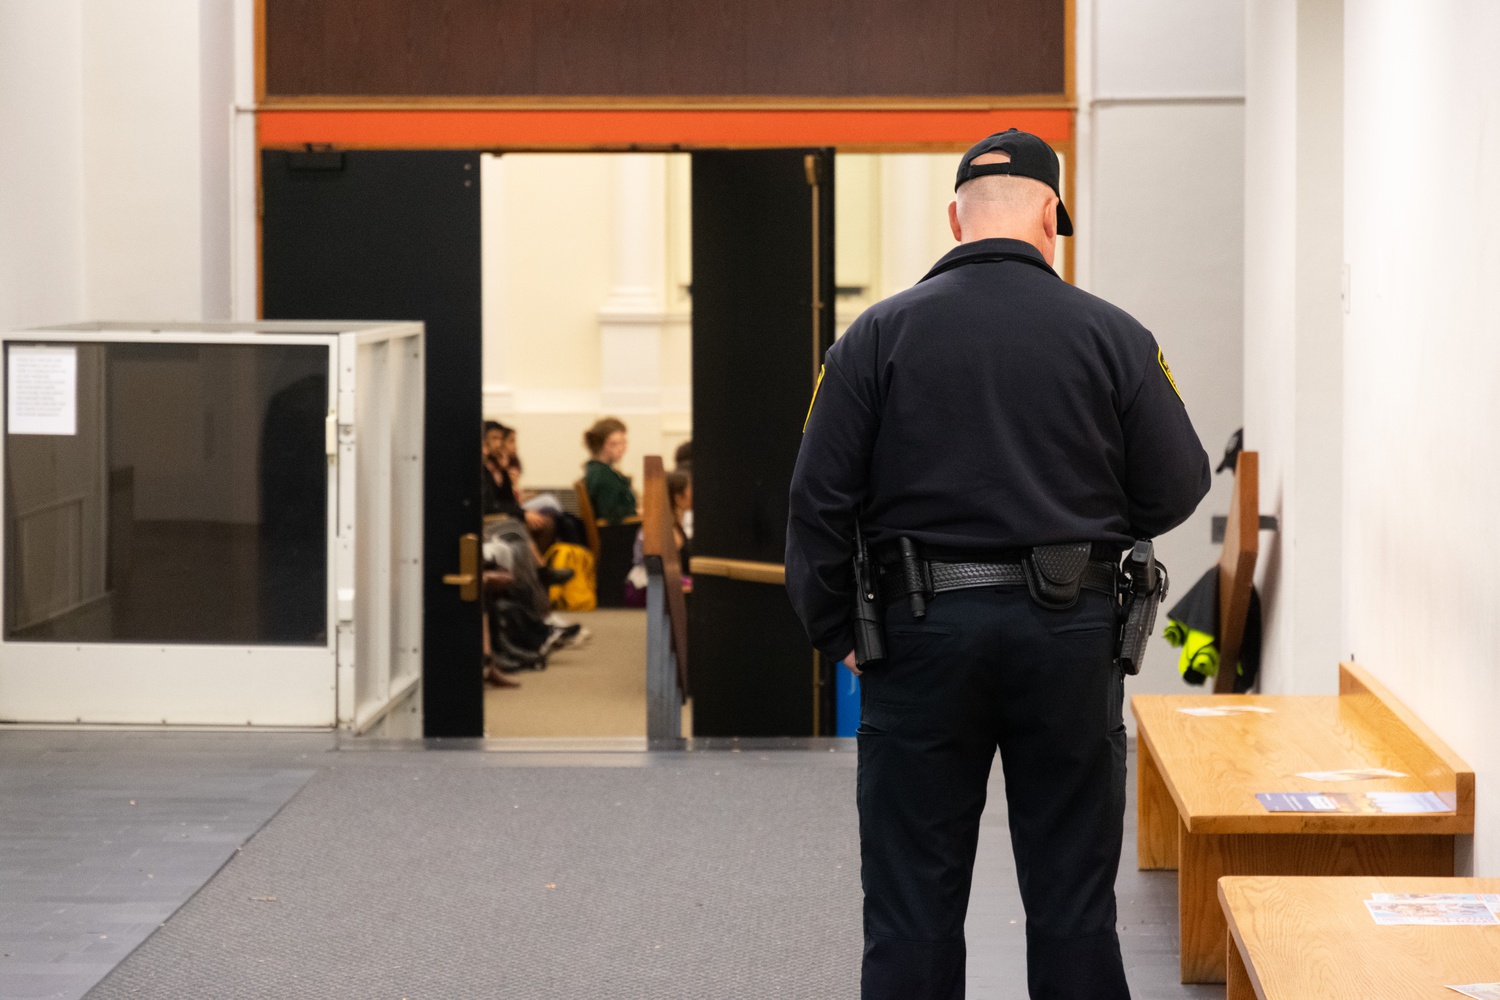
[1024,542,1093,610]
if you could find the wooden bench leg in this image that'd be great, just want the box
[1226,931,1255,1000]
[1137,737,1178,870]
[1177,827,1455,984]
[1178,819,1227,983]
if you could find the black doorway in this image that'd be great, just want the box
[689,148,836,737]
[261,149,484,738]
[260,146,836,739]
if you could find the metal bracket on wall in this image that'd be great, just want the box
[1210,514,1279,545]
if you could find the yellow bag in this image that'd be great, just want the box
[545,542,597,612]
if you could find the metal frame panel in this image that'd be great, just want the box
[335,322,424,732]
[0,322,421,729]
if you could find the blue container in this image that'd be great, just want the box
[834,662,862,736]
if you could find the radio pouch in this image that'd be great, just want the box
[1024,542,1093,610]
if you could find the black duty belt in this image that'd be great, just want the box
[878,559,1116,605]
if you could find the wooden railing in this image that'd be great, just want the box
[641,455,689,739]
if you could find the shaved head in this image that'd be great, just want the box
[948,152,1061,265]
[955,153,1054,221]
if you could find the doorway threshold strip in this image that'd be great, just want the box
[335,735,859,754]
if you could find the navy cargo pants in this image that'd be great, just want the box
[857,585,1131,1000]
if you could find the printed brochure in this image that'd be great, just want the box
[1365,894,1500,926]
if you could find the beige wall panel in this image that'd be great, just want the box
[495,154,613,392]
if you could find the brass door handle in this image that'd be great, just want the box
[444,533,480,601]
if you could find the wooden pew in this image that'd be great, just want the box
[1220,876,1500,999]
[1133,662,1474,983]
[640,456,689,739]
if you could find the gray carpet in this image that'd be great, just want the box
[72,740,1216,1000]
[0,732,315,1000]
[85,752,864,999]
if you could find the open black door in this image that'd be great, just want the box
[261,150,484,737]
[690,149,835,737]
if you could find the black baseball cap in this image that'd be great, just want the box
[954,128,1073,237]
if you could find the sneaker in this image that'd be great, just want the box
[557,625,591,649]
[540,622,583,657]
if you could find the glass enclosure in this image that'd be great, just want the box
[4,341,329,645]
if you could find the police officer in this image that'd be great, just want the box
[786,129,1210,1000]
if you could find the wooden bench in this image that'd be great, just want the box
[1220,876,1500,999]
[572,479,642,608]
[1133,662,1474,982]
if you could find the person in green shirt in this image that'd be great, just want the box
[582,417,637,522]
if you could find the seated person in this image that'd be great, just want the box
[624,471,693,606]
[481,516,582,685]
[582,417,637,522]
[502,428,571,547]
[481,420,524,519]
[480,420,573,578]
[673,439,692,537]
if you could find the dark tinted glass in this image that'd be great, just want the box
[4,342,329,645]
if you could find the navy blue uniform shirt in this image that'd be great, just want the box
[786,237,1212,662]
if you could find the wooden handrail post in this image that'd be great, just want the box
[642,456,690,738]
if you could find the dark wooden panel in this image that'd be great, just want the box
[261,150,485,738]
[691,149,830,565]
[686,148,832,737]
[688,576,815,736]
[265,0,1066,98]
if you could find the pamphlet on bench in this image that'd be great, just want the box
[1364,894,1500,926]
[1448,984,1500,999]
[1176,705,1275,717]
[1256,790,1453,814]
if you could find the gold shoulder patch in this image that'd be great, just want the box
[803,365,827,432]
[1158,347,1182,402]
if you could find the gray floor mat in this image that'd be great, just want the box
[0,752,312,1000]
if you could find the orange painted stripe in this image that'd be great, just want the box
[257,108,1072,149]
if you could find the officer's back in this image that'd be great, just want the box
[854,247,1204,551]
[785,129,1210,1000]
[787,231,1208,660]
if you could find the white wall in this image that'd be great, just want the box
[83,0,234,321]
[481,153,692,489]
[1343,0,1500,875]
[0,0,236,330]
[835,152,965,334]
[1095,0,1245,100]
[1242,0,1345,695]
[1086,0,1247,702]
[0,0,85,329]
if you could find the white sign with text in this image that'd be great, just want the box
[7,345,77,436]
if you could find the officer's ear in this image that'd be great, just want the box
[948,200,962,242]
[1041,195,1058,242]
